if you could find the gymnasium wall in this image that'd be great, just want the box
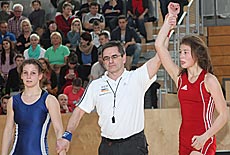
[0,108,229,155]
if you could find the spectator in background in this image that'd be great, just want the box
[59,53,81,93]
[82,2,105,32]
[28,0,46,31]
[24,33,46,60]
[40,20,64,49]
[16,19,33,54]
[102,0,123,31]
[0,39,17,80]
[55,2,75,37]
[8,3,27,39]
[0,95,10,115]
[0,1,11,22]
[111,15,142,70]
[39,58,58,96]
[56,0,80,16]
[45,31,70,74]
[90,20,110,48]
[0,21,16,50]
[5,54,24,96]
[58,94,72,113]
[127,0,149,40]
[63,77,84,111]
[89,32,109,81]
[75,32,98,85]
[76,0,100,20]
[67,18,83,51]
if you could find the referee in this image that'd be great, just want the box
[57,41,162,155]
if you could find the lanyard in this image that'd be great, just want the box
[106,77,122,123]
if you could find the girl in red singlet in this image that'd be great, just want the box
[155,2,229,155]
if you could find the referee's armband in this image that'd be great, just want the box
[62,131,72,141]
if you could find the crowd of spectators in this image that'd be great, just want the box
[0,0,161,114]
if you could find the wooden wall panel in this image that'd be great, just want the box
[0,108,229,155]
[208,36,230,46]
[209,46,230,56]
[212,56,230,66]
[208,26,230,36]
[214,66,230,76]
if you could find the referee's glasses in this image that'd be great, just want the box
[103,54,122,62]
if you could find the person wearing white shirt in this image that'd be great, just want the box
[57,41,161,155]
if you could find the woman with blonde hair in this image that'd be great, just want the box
[44,31,70,74]
[16,19,33,54]
[67,18,83,50]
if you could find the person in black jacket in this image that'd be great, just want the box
[75,32,98,85]
[5,54,24,96]
[59,52,83,93]
[111,15,142,70]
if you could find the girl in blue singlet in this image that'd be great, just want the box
[1,59,66,155]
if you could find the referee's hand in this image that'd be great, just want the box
[56,138,70,153]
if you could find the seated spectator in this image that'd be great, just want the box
[59,52,81,93]
[28,0,46,31]
[82,2,105,32]
[102,0,123,31]
[34,26,45,38]
[56,0,80,16]
[16,19,33,54]
[8,3,27,39]
[75,32,98,84]
[0,21,16,50]
[55,2,75,37]
[44,31,70,74]
[24,33,46,60]
[5,54,24,96]
[90,20,110,48]
[111,15,142,70]
[63,77,84,111]
[89,32,109,81]
[67,18,83,50]
[0,1,12,24]
[40,20,65,49]
[0,39,17,80]
[144,82,161,109]
[58,93,72,113]
[76,0,100,20]
[0,95,10,115]
[127,0,149,40]
[39,58,58,96]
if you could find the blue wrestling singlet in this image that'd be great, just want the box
[10,90,51,155]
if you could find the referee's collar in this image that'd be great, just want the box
[102,69,129,82]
